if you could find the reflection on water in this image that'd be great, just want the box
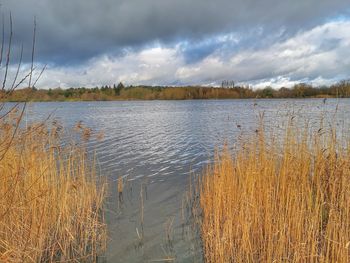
[24,99,350,262]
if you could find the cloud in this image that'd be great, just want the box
[1,0,349,65]
[32,20,350,88]
[175,20,350,87]
[36,46,184,87]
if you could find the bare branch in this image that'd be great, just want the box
[32,64,46,88]
[28,16,36,88]
[2,13,12,90]
[0,102,20,120]
[10,44,23,92]
[13,67,35,91]
[0,15,4,67]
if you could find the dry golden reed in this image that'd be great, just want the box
[0,115,106,262]
[199,119,350,263]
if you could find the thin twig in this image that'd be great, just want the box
[0,15,5,67]
[32,64,46,88]
[10,44,23,92]
[28,16,36,88]
[2,13,12,90]
[0,101,26,162]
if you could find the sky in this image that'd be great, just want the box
[2,0,350,88]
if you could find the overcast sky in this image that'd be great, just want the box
[2,0,350,88]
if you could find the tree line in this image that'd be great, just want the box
[2,80,350,101]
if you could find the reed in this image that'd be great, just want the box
[0,114,106,262]
[199,119,350,262]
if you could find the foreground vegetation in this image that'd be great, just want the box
[3,80,350,101]
[199,119,350,262]
[0,11,108,262]
[0,110,106,262]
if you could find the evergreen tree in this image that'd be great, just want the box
[114,82,125,96]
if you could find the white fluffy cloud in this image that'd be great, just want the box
[34,46,183,88]
[34,20,350,89]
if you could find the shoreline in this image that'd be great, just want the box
[0,96,344,103]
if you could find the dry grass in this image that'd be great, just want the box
[0,113,106,262]
[199,119,350,263]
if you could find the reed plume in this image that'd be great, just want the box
[0,114,106,262]
[199,119,350,262]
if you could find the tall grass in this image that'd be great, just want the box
[0,113,106,262]
[199,119,350,262]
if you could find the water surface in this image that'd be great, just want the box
[24,99,350,262]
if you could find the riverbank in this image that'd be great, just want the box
[1,82,349,102]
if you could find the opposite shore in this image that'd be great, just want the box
[2,81,350,102]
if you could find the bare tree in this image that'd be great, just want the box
[0,12,45,161]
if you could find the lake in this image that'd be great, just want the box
[24,98,350,262]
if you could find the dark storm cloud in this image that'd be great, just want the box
[181,40,225,64]
[2,0,349,65]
